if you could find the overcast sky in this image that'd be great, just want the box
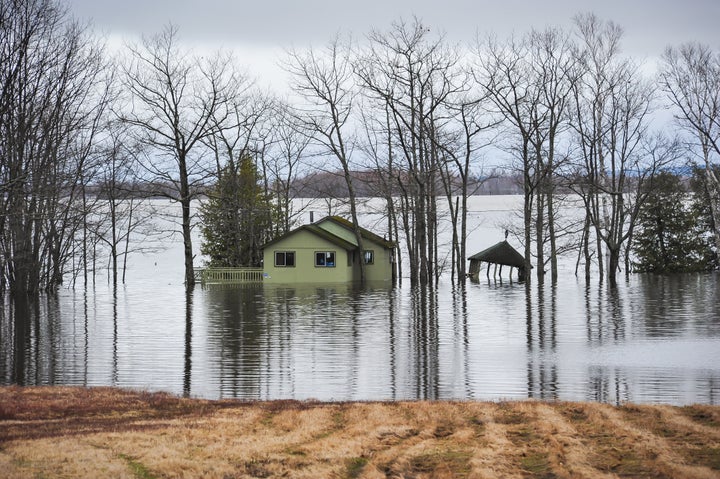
[70,0,719,87]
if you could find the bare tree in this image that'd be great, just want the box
[355,18,463,286]
[206,79,265,180]
[569,13,661,286]
[0,0,108,293]
[659,43,720,255]
[475,34,542,283]
[202,80,277,258]
[434,89,500,282]
[90,123,162,287]
[527,28,578,283]
[264,101,311,234]
[120,24,234,286]
[283,35,369,284]
[476,27,577,284]
[354,99,404,283]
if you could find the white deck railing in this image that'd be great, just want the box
[195,267,264,284]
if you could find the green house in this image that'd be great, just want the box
[262,216,395,284]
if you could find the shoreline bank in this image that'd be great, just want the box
[1,386,719,478]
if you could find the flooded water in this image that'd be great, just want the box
[1,197,719,405]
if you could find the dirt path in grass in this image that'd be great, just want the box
[1,387,719,478]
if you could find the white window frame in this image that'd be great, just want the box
[314,251,336,267]
[274,251,295,267]
[363,250,374,265]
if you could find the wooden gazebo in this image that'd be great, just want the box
[468,240,528,282]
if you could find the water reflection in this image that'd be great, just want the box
[195,283,473,400]
[184,286,193,397]
[111,286,118,385]
[636,273,720,337]
[450,287,472,399]
[5,296,38,385]
[587,366,630,405]
[584,282,627,346]
[409,286,439,399]
[203,285,272,398]
[525,284,558,400]
[1,273,719,404]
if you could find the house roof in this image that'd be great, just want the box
[318,216,395,249]
[262,215,395,251]
[468,241,527,269]
[261,224,357,251]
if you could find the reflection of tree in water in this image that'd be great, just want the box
[407,285,475,400]
[450,286,472,399]
[183,286,193,397]
[263,285,297,397]
[111,286,118,387]
[525,284,558,400]
[582,274,720,404]
[5,293,95,388]
[1,290,127,391]
[1,296,53,386]
[408,286,440,400]
[203,283,397,399]
[194,283,474,402]
[203,284,267,398]
[636,273,720,338]
[587,366,630,405]
[4,275,717,403]
[584,283,627,346]
[583,283,631,404]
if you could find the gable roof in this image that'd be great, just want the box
[468,241,527,269]
[261,224,357,251]
[317,216,395,249]
[262,216,395,251]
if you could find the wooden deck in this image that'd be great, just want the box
[195,267,264,284]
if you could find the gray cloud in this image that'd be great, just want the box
[72,0,719,56]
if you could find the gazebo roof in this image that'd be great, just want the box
[468,241,526,269]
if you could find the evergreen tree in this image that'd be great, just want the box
[632,171,716,273]
[200,156,277,267]
[690,165,720,263]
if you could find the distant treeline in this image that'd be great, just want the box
[287,170,524,197]
[82,170,525,199]
[87,167,692,199]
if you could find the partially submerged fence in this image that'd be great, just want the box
[195,267,264,284]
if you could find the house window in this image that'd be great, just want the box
[315,251,335,267]
[363,250,374,264]
[275,251,295,267]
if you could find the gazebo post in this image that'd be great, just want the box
[468,240,526,285]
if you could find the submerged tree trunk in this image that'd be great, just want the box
[122,25,231,289]
[179,155,195,287]
[535,188,545,284]
[547,192,558,283]
[523,139,533,284]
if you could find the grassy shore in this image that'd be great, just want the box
[1,387,719,478]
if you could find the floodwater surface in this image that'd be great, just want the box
[1,197,719,405]
[2,273,718,405]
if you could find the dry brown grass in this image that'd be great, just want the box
[1,387,719,478]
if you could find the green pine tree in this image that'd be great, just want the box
[632,171,716,273]
[200,156,278,267]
